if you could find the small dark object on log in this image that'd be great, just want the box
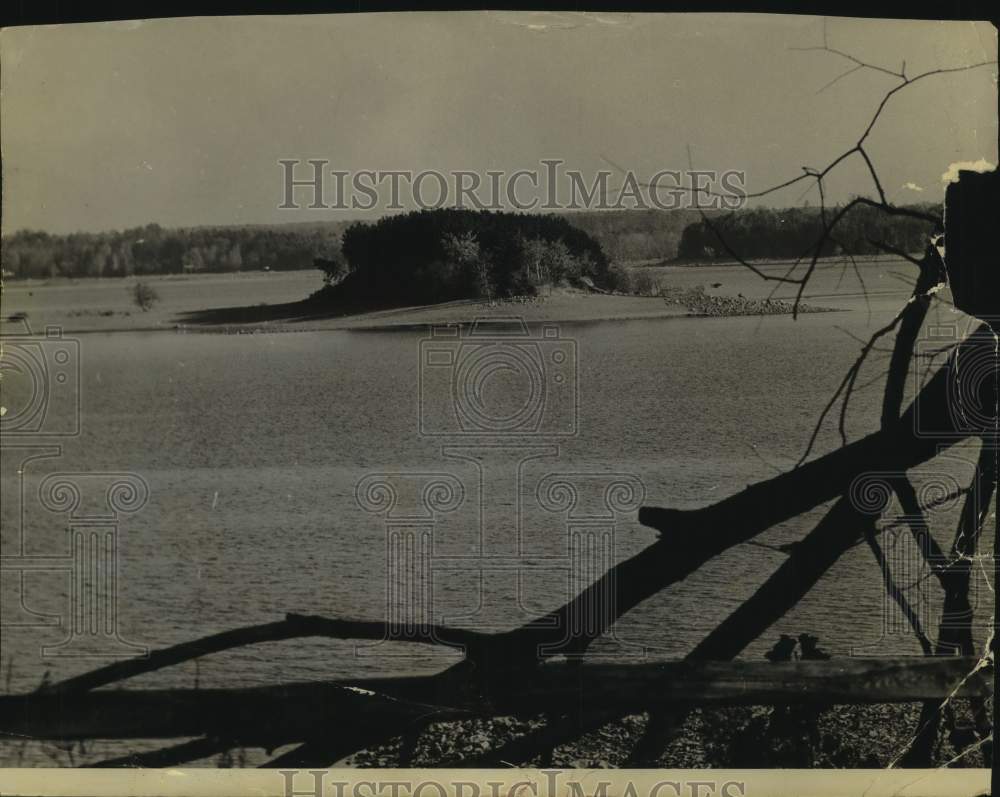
[799,633,831,661]
[765,635,799,662]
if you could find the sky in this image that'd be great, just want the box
[1,12,997,234]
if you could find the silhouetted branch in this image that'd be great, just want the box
[48,613,486,695]
[668,30,994,317]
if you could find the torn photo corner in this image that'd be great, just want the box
[0,10,997,795]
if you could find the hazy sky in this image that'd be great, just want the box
[2,12,996,234]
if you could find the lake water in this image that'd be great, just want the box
[0,264,993,763]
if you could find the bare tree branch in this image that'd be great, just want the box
[47,613,485,695]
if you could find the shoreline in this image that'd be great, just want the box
[3,298,848,337]
[0,253,915,288]
[2,256,918,336]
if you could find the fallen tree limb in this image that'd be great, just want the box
[508,324,994,662]
[4,658,991,745]
[48,613,484,695]
[629,246,947,765]
[627,493,876,764]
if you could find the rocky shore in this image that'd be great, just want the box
[346,701,988,768]
[660,285,837,317]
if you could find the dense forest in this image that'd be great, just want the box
[0,222,347,280]
[0,209,701,281]
[1,204,939,283]
[320,208,611,304]
[675,203,941,261]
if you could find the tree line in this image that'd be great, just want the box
[1,204,939,283]
[676,202,940,261]
[0,223,346,280]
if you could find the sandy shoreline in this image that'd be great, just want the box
[2,267,862,336]
[0,288,735,336]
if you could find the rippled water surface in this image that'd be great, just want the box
[1,264,991,746]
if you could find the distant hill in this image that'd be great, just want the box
[556,209,720,263]
[0,222,350,280]
[1,212,690,280]
[1,204,940,280]
[674,203,941,261]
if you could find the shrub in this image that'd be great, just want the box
[631,270,662,296]
[315,255,350,285]
[605,264,635,294]
[131,281,160,312]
